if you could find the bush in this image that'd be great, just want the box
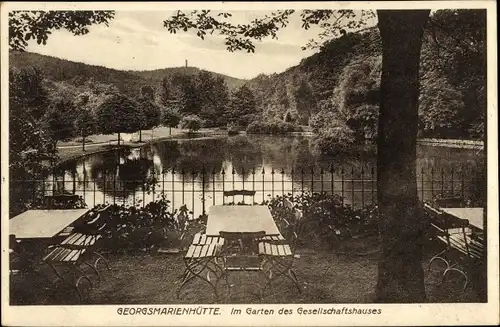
[311,125,356,155]
[246,119,301,134]
[227,123,241,136]
[266,192,377,249]
[179,114,204,133]
[82,200,206,253]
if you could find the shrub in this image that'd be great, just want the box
[246,119,301,134]
[311,125,356,155]
[227,123,240,136]
[266,192,377,249]
[179,114,204,133]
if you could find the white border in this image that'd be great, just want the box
[1,1,498,326]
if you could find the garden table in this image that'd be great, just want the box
[9,209,90,240]
[441,207,484,231]
[206,205,281,236]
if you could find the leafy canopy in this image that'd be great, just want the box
[9,10,115,51]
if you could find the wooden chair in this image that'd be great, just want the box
[42,205,112,301]
[176,239,225,301]
[223,190,256,205]
[424,203,481,290]
[218,231,266,272]
[258,198,303,296]
[434,196,468,208]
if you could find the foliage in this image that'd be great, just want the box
[196,71,231,127]
[137,97,162,130]
[418,74,466,138]
[228,85,258,126]
[75,109,96,140]
[226,123,241,136]
[246,118,302,134]
[311,124,356,156]
[266,192,377,249]
[162,106,181,128]
[96,93,145,135]
[9,11,115,51]
[79,201,206,253]
[44,98,79,141]
[179,114,204,133]
[9,68,57,179]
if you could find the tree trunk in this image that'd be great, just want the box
[375,10,430,303]
[82,135,86,151]
[118,132,121,147]
[139,130,142,142]
[169,126,172,135]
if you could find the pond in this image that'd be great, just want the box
[44,134,485,216]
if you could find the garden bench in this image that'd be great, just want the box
[424,203,483,290]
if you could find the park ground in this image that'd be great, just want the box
[10,235,481,305]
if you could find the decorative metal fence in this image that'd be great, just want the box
[10,166,483,218]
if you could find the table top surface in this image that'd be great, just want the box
[206,205,281,236]
[9,209,90,239]
[441,207,484,230]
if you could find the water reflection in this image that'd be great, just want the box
[44,135,484,214]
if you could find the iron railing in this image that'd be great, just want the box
[10,166,482,218]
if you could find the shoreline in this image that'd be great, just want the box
[55,129,484,165]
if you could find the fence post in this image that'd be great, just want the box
[103,172,107,205]
[113,167,116,205]
[181,168,185,206]
[451,167,454,196]
[201,166,206,216]
[361,166,365,209]
[192,169,195,218]
[242,168,245,202]
[262,168,265,203]
[421,167,424,201]
[310,168,314,194]
[281,168,285,197]
[441,168,445,198]
[222,169,225,205]
[431,167,435,200]
[330,164,334,196]
[341,167,345,206]
[371,167,375,206]
[291,168,295,199]
[172,166,176,209]
[301,169,304,197]
[212,168,216,206]
[83,165,86,204]
[351,167,355,209]
[232,168,236,203]
[320,167,324,193]
[271,168,275,198]
[72,166,76,195]
[252,168,256,204]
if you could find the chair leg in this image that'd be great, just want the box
[428,248,450,272]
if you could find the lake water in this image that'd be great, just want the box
[45,134,484,216]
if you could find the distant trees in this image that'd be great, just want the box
[44,98,79,142]
[162,107,182,135]
[137,94,162,142]
[228,85,258,126]
[179,114,204,134]
[96,94,145,146]
[75,109,96,151]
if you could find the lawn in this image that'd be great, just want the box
[10,235,482,305]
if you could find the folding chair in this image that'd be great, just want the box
[258,198,303,297]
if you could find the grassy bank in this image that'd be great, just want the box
[55,127,226,162]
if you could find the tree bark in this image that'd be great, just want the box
[118,132,121,147]
[375,10,430,303]
[139,130,142,142]
[82,135,86,151]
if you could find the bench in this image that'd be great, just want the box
[424,203,484,290]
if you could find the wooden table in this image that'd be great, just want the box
[9,209,90,240]
[441,207,484,231]
[206,205,281,236]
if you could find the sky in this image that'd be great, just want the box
[24,11,337,80]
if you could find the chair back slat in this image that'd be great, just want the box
[223,190,256,205]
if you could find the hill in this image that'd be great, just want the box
[9,51,247,97]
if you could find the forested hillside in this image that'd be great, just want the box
[244,9,485,141]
